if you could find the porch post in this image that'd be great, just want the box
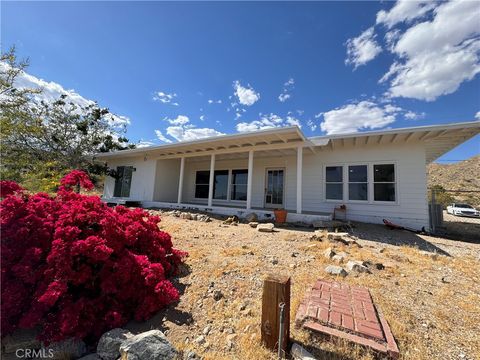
[296,145,303,214]
[246,150,254,210]
[177,157,185,204]
[208,153,215,207]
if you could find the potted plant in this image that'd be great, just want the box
[273,208,288,224]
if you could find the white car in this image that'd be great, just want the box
[446,203,480,217]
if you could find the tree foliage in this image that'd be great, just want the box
[0,47,134,191]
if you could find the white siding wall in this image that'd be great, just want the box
[103,141,429,229]
[103,156,157,201]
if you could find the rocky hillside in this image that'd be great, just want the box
[428,155,480,206]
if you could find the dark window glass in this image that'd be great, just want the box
[195,171,210,199]
[326,166,343,182]
[374,164,395,182]
[374,183,396,201]
[348,165,368,182]
[213,170,228,200]
[349,183,368,201]
[231,169,248,200]
[326,184,343,200]
[114,166,133,197]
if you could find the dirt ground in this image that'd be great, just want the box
[126,212,480,360]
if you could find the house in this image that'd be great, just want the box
[96,121,480,230]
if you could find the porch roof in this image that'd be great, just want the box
[95,126,310,159]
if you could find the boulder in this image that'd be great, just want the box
[332,252,347,264]
[245,213,258,222]
[43,338,87,360]
[79,355,102,360]
[346,260,371,273]
[2,328,41,353]
[324,265,348,277]
[97,328,133,360]
[180,212,192,220]
[323,247,335,259]
[119,330,177,360]
[248,222,259,228]
[257,223,275,232]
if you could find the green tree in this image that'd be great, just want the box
[0,47,135,191]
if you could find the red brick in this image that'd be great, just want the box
[342,314,355,330]
[356,323,384,340]
[329,311,342,326]
[307,305,318,318]
[364,309,378,322]
[318,308,329,323]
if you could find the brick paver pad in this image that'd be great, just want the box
[295,279,399,359]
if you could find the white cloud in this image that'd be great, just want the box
[236,113,301,132]
[137,140,156,148]
[166,126,224,142]
[404,111,426,120]
[153,91,178,105]
[475,111,480,120]
[233,81,260,106]
[156,115,224,142]
[376,0,436,28]
[208,99,222,104]
[320,101,397,134]
[199,115,205,121]
[307,119,317,131]
[314,112,323,119]
[155,130,173,143]
[0,62,130,128]
[345,27,382,68]
[278,78,295,102]
[165,115,190,125]
[380,0,480,101]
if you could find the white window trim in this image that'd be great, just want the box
[113,164,135,199]
[323,162,399,205]
[194,168,249,202]
[230,168,249,202]
[347,163,369,203]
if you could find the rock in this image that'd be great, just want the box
[197,214,211,222]
[181,212,193,220]
[291,342,316,360]
[213,290,223,301]
[257,223,275,232]
[327,232,359,246]
[374,263,385,270]
[194,335,206,345]
[44,338,87,360]
[332,252,347,264]
[191,214,198,221]
[324,265,348,277]
[203,326,211,335]
[2,328,41,353]
[346,260,371,273]
[323,247,336,259]
[223,216,239,225]
[289,263,297,269]
[226,334,237,342]
[97,328,133,360]
[271,258,279,265]
[419,250,439,260]
[245,213,258,222]
[291,252,299,257]
[248,222,259,228]
[184,351,199,360]
[119,330,177,360]
[79,355,101,360]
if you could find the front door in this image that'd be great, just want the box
[265,168,285,208]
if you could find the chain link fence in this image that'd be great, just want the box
[429,187,480,242]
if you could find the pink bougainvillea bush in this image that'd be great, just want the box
[1,171,186,344]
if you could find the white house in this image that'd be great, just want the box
[96,121,480,230]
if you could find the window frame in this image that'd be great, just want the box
[324,164,344,202]
[372,163,397,204]
[113,165,134,198]
[194,170,211,199]
[193,168,249,202]
[323,162,399,205]
[347,164,369,203]
[230,168,249,202]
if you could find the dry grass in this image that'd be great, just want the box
[137,214,480,360]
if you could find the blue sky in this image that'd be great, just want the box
[2,1,479,161]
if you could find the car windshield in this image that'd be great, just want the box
[455,204,474,209]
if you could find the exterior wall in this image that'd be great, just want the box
[103,141,429,230]
[153,159,180,202]
[301,142,428,229]
[103,156,157,201]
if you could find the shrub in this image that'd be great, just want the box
[1,170,186,344]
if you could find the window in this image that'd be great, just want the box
[113,166,133,197]
[348,165,368,201]
[231,169,248,201]
[325,166,343,200]
[374,164,396,202]
[195,171,210,198]
[213,170,229,200]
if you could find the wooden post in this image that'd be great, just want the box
[261,274,290,354]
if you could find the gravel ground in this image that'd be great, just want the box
[125,211,480,360]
